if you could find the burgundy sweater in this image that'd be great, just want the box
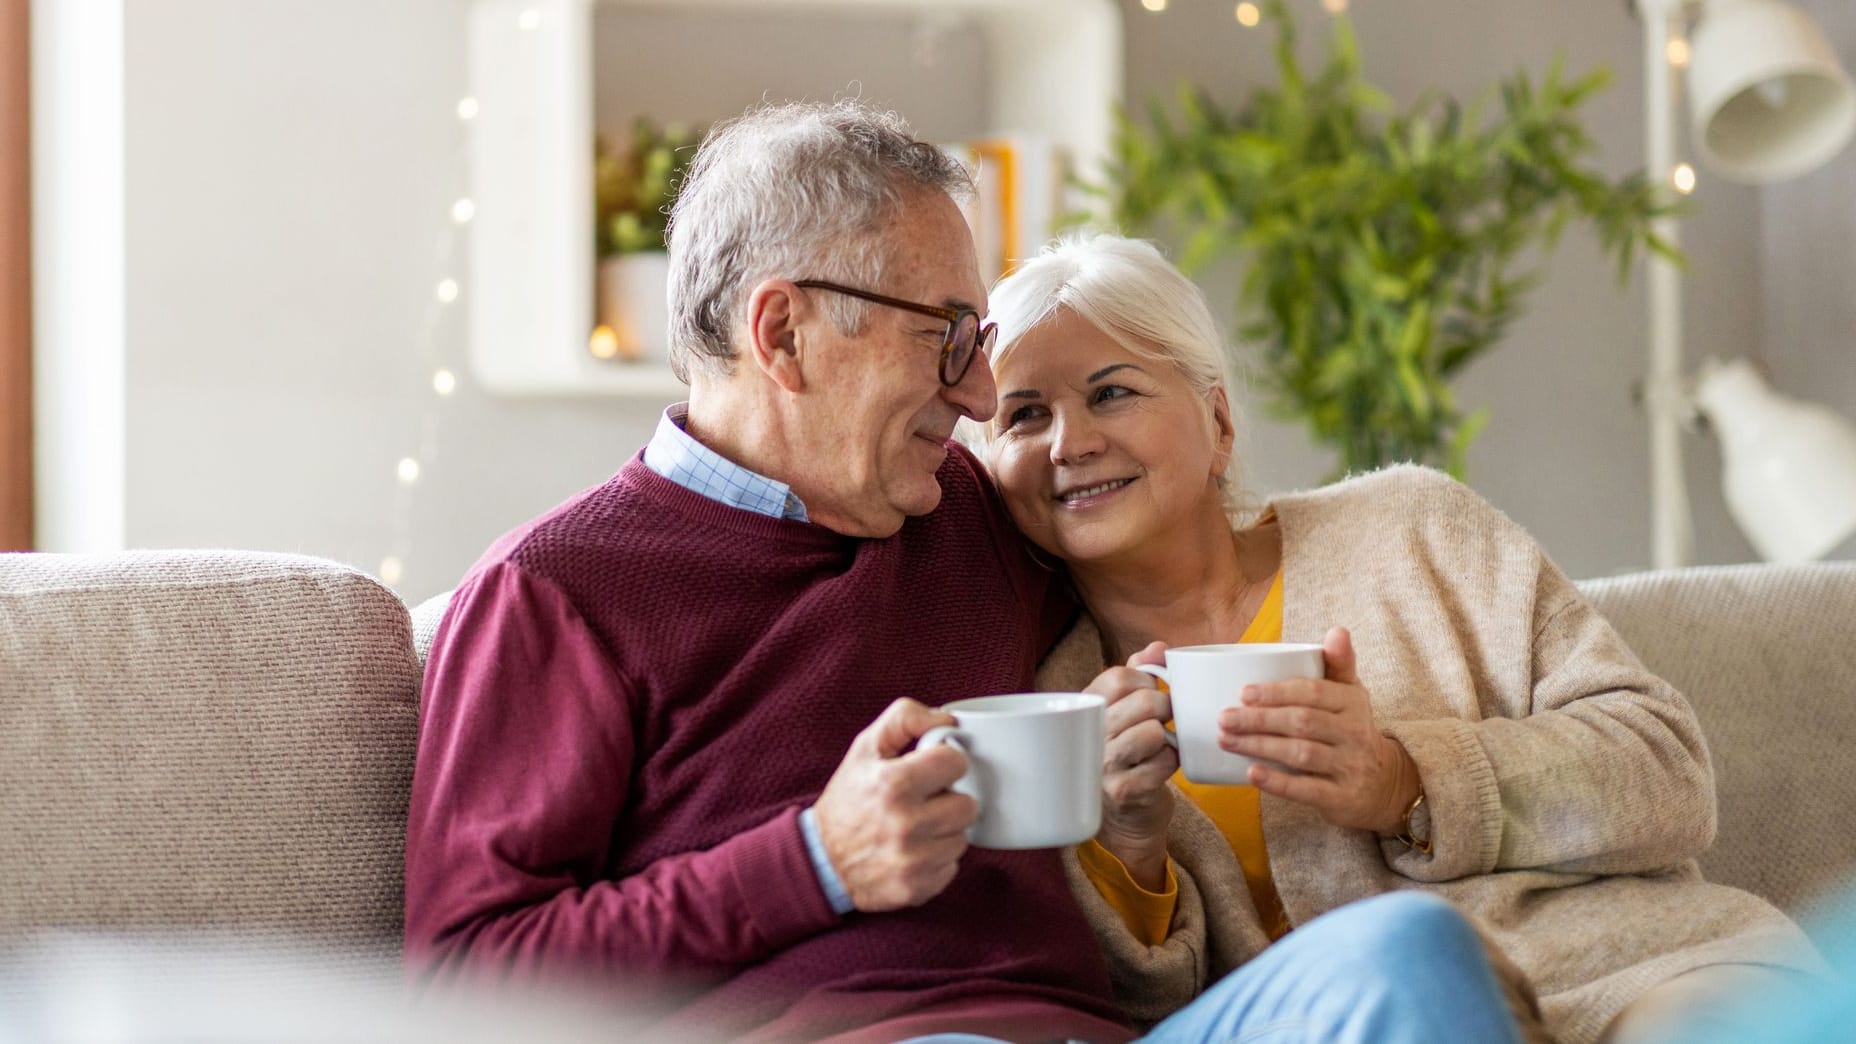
[404,445,1132,1043]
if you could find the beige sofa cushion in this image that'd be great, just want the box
[0,551,420,957]
[1580,562,1856,924]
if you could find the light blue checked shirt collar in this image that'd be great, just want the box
[643,404,809,522]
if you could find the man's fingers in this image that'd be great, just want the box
[862,697,956,759]
[915,790,980,838]
[890,741,970,798]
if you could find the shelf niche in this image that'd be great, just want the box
[465,0,1123,397]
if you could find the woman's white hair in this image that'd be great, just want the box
[978,232,1256,521]
[665,100,973,383]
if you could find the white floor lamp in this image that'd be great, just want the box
[1634,0,1856,568]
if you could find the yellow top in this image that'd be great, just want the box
[1077,569,1292,945]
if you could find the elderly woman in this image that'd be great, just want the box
[975,233,1823,1043]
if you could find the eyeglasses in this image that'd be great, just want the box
[793,280,996,387]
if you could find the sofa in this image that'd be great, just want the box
[2,550,1854,1030]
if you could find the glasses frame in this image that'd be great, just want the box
[793,280,995,387]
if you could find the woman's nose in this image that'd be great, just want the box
[1050,409,1105,465]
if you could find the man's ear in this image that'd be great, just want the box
[744,279,809,394]
[1208,384,1237,477]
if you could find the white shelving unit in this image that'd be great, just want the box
[465,0,1123,397]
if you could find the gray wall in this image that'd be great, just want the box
[119,0,1853,599]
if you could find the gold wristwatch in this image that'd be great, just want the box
[1394,786,1432,855]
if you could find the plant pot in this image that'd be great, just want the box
[596,252,671,364]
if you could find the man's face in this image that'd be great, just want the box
[795,191,996,538]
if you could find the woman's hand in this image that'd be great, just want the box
[1220,627,1421,835]
[1084,641,1178,890]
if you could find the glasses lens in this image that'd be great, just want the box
[943,312,980,385]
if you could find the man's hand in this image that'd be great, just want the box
[813,698,979,912]
[1085,641,1177,891]
[1219,627,1421,834]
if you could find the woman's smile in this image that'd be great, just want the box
[1056,476,1138,507]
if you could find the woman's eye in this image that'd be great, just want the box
[1002,404,1047,430]
[1092,385,1134,404]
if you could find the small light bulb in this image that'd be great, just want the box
[1236,3,1262,27]
[436,278,460,304]
[378,556,404,586]
[398,457,422,484]
[517,8,541,31]
[1140,0,1166,11]
[433,369,457,396]
[1666,38,1691,68]
[456,97,479,121]
[1321,0,1347,12]
[450,198,475,224]
[1672,163,1697,195]
[589,325,620,360]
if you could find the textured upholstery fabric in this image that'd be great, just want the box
[1578,562,1856,929]
[0,551,420,958]
[410,590,450,669]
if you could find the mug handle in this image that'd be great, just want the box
[918,727,981,809]
[1131,663,1181,751]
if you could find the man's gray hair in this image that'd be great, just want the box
[665,100,974,382]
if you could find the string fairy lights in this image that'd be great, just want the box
[376,65,489,591]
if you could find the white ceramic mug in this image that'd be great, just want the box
[1133,643,1326,785]
[919,692,1105,849]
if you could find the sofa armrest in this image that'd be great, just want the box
[1578,562,1856,932]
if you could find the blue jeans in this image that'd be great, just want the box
[1140,891,1519,1044]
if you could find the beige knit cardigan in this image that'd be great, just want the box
[1039,465,1824,1044]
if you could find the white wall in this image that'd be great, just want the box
[94,0,1854,598]
[124,0,662,601]
[31,0,124,553]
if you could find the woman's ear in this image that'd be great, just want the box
[1207,384,1237,477]
[744,279,808,393]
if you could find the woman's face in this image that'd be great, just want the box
[987,307,1233,567]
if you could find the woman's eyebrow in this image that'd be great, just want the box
[1089,363,1141,383]
[1001,388,1042,402]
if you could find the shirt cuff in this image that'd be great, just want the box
[1075,838,1178,947]
[800,805,856,916]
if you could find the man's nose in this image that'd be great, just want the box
[945,348,998,422]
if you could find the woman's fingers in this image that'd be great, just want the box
[1086,665,1158,698]
[1223,732,1333,775]
[1248,762,1347,808]
[1222,702,1347,744]
[1107,718,1178,772]
[1106,686,1172,739]
[1238,678,1352,712]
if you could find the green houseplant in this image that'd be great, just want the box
[591,118,702,362]
[1100,0,1679,478]
[594,117,702,257]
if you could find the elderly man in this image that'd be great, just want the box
[404,100,1524,1043]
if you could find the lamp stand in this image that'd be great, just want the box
[1640,0,1695,569]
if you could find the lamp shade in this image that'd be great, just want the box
[1688,0,1856,183]
[1695,358,1856,562]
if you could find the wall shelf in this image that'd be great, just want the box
[465,0,1122,397]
